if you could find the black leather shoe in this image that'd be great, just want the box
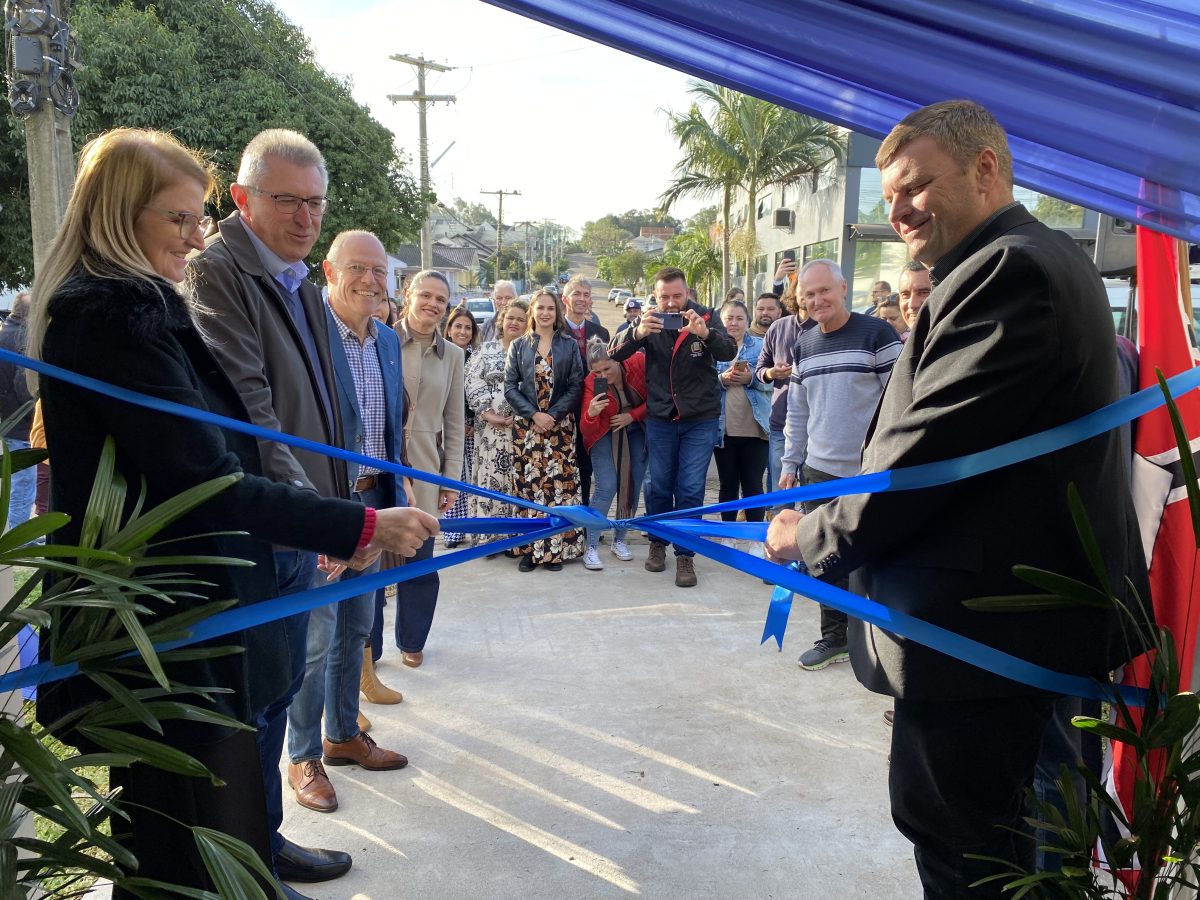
[279,882,314,900]
[545,561,563,571]
[274,837,352,883]
[518,554,535,572]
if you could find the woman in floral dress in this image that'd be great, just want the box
[503,289,585,571]
[465,299,528,542]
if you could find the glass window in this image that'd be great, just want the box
[1013,187,1086,229]
[756,193,774,220]
[803,238,840,264]
[852,241,909,311]
[755,254,769,275]
[856,168,889,224]
[774,247,802,273]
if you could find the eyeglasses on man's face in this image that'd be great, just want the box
[338,262,389,281]
[247,185,329,216]
[143,206,214,239]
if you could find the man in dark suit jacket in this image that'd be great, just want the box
[766,100,1149,897]
[188,129,353,896]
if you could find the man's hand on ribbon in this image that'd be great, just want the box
[765,508,805,563]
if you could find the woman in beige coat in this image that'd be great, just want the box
[391,269,464,666]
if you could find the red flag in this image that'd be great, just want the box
[1099,224,1200,886]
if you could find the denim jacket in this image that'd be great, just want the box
[715,333,772,446]
[503,330,584,421]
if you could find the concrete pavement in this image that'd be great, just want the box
[280,535,921,899]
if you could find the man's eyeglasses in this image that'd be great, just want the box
[144,206,214,239]
[247,186,329,216]
[338,262,389,281]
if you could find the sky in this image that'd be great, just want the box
[272,0,708,234]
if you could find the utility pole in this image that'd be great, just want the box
[6,0,79,275]
[388,54,456,270]
[481,188,519,285]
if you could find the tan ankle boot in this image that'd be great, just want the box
[360,648,403,704]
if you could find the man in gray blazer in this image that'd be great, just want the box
[767,100,1149,896]
[188,129,352,897]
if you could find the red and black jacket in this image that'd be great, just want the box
[609,300,737,422]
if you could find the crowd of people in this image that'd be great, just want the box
[8,97,1153,900]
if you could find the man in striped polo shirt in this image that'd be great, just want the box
[779,258,901,670]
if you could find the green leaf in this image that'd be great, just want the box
[86,672,165,735]
[193,827,276,899]
[0,720,89,834]
[1065,483,1114,597]
[1072,717,1147,753]
[1146,692,1200,749]
[106,473,243,554]
[0,512,70,554]
[963,593,1089,612]
[1157,370,1200,548]
[75,727,217,782]
[1010,564,1114,609]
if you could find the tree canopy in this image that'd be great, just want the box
[0,0,422,290]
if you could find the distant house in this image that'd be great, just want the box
[629,235,666,256]
[639,225,675,241]
[392,243,482,300]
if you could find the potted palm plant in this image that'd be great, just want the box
[1,434,279,899]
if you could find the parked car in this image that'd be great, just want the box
[646,294,658,310]
[465,296,496,328]
[1106,277,1200,340]
[608,288,623,302]
[614,289,633,306]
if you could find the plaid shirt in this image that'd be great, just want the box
[328,303,387,480]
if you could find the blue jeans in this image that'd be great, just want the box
[287,487,381,760]
[586,425,647,546]
[5,438,36,530]
[644,417,719,557]
[767,429,793,512]
[255,549,317,859]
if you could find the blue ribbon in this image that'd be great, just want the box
[644,522,1147,708]
[3,345,1192,706]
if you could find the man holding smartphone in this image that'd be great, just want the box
[610,267,737,587]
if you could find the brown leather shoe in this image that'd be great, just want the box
[287,759,338,812]
[675,555,697,587]
[645,540,667,573]
[360,649,403,704]
[357,710,372,733]
[401,650,423,668]
[323,732,408,771]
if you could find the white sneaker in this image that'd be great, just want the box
[611,539,633,561]
[584,545,604,570]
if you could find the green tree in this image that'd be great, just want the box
[580,220,633,257]
[595,255,614,284]
[530,260,555,285]
[0,0,423,290]
[660,227,721,303]
[609,250,648,288]
[660,82,845,297]
[450,197,498,228]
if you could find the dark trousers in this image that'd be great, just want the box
[891,694,1056,899]
[713,435,769,522]
[110,728,272,898]
[393,536,439,653]
[800,463,848,645]
[255,549,317,859]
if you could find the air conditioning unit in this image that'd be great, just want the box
[772,208,795,230]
